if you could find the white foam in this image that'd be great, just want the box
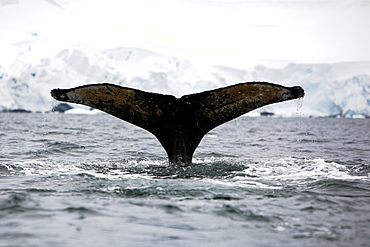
[8,159,164,180]
[237,157,367,183]
[6,157,367,185]
[13,160,85,176]
[197,157,368,189]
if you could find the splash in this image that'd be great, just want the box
[294,97,304,117]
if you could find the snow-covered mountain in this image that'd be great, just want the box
[0,45,369,117]
[252,62,370,117]
[1,0,369,117]
[0,45,224,112]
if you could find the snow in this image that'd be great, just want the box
[1,44,369,117]
[251,62,370,117]
[0,0,369,117]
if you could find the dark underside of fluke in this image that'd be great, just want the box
[51,82,304,165]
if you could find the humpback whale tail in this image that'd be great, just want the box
[51,82,304,165]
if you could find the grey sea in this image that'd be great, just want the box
[0,112,369,247]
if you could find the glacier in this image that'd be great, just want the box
[0,44,369,117]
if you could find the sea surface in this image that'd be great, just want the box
[0,112,369,247]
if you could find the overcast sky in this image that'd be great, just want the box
[1,0,370,67]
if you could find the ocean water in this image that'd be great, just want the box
[0,112,369,247]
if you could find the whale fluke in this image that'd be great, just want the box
[51,82,304,165]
